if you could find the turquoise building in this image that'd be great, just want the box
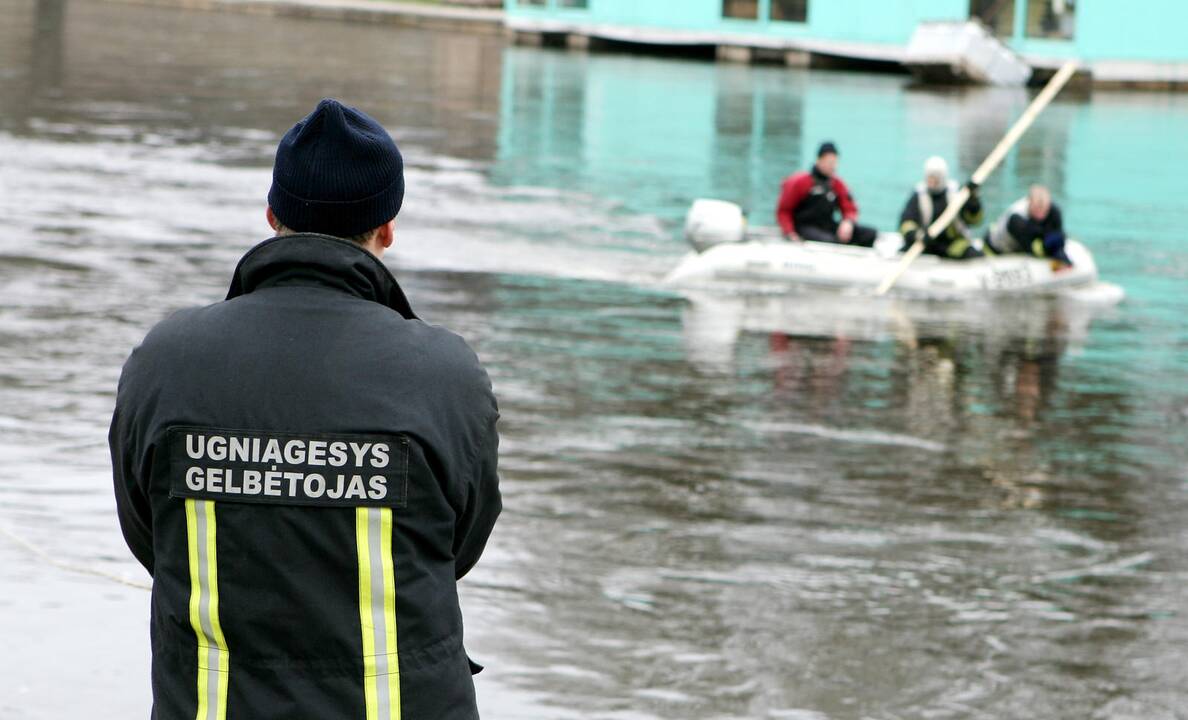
[504,1,1188,86]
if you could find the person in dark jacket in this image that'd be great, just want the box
[776,141,878,247]
[985,184,1073,266]
[109,98,501,720]
[898,155,985,260]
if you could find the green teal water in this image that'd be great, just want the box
[1,2,1186,718]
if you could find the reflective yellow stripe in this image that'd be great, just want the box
[380,508,400,720]
[206,502,229,720]
[357,508,378,720]
[186,499,229,720]
[947,238,971,258]
[357,507,400,720]
[185,500,205,720]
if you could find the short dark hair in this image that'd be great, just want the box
[273,221,381,246]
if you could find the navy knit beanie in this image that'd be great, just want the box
[268,98,404,238]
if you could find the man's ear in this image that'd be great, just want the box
[266,206,281,232]
[376,218,396,249]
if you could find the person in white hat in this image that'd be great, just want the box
[897,156,985,259]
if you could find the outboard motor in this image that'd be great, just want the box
[684,199,746,253]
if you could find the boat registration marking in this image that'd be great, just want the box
[982,263,1035,291]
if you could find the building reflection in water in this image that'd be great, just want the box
[30,0,66,92]
[0,0,506,163]
[0,0,66,129]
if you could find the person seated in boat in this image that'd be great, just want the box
[898,156,985,260]
[776,141,878,247]
[984,184,1073,267]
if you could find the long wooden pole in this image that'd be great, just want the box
[874,60,1079,296]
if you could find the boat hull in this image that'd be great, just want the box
[664,232,1119,300]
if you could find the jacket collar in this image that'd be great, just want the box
[915,180,958,198]
[226,234,417,320]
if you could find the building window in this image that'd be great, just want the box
[722,0,758,20]
[557,0,589,7]
[1026,0,1075,39]
[770,0,807,23]
[970,0,1015,37]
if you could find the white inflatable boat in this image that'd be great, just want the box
[664,200,1125,303]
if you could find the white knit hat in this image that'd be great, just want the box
[924,156,949,183]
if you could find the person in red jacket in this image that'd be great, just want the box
[776,141,878,247]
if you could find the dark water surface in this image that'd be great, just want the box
[2,1,1187,718]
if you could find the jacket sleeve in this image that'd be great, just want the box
[833,178,859,221]
[454,412,501,580]
[1007,213,1047,255]
[776,174,809,236]
[961,193,984,225]
[110,404,155,575]
[1049,204,1064,234]
[898,193,921,235]
[1007,213,1038,240]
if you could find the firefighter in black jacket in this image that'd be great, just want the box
[110,99,501,720]
[985,184,1073,266]
[898,156,985,260]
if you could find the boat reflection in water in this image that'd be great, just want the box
[682,288,1112,370]
[681,288,1120,510]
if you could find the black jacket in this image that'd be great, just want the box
[110,234,501,720]
[1006,204,1064,250]
[898,183,984,243]
[793,166,842,231]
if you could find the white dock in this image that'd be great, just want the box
[903,21,1032,86]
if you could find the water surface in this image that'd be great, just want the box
[2,1,1187,718]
